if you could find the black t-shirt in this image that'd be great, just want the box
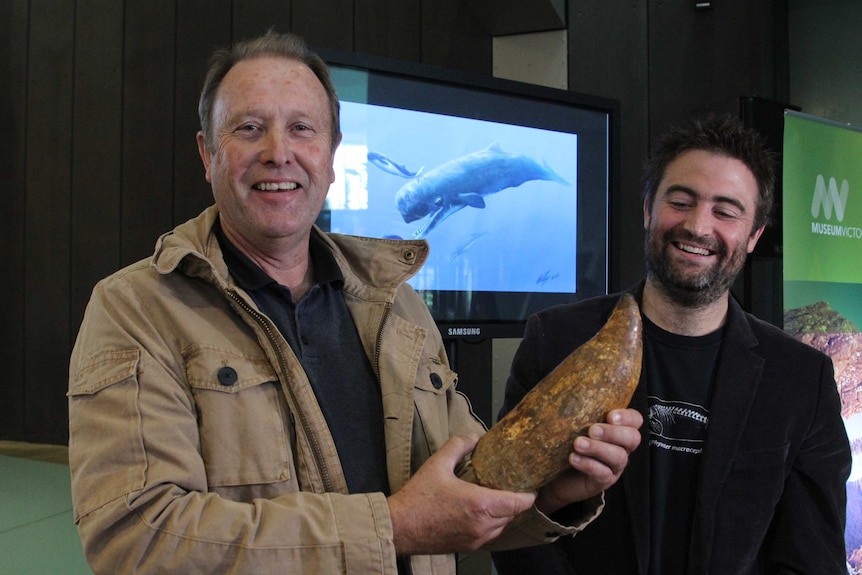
[643,315,722,574]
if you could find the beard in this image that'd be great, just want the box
[645,226,748,308]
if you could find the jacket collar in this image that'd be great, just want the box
[303,229,428,306]
[150,205,431,302]
[151,205,223,280]
[686,296,764,571]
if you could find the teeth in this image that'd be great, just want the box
[678,243,711,256]
[255,182,298,191]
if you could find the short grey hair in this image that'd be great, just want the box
[198,31,341,152]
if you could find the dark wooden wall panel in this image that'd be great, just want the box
[648,2,784,140]
[293,0,354,51]
[421,0,491,73]
[354,0,422,61]
[232,0,293,41]
[25,0,75,443]
[122,0,177,265]
[71,0,124,329]
[0,0,29,440]
[567,0,650,292]
[174,0,233,225]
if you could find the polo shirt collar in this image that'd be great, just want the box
[214,219,344,291]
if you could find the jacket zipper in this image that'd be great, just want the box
[225,288,334,493]
[375,302,416,575]
[373,302,392,382]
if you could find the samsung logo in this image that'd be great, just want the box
[447,327,482,336]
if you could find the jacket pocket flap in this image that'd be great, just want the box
[184,343,278,392]
[68,349,140,396]
[414,359,457,395]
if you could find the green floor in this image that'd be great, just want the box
[0,452,494,574]
[0,455,91,574]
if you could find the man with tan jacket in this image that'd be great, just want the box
[68,31,641,574]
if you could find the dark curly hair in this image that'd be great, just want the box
[642,113,777,234]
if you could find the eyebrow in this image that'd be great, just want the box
[664,184,747,214]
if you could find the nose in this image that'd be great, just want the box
[682,204,713,237]
[259,128,293,166]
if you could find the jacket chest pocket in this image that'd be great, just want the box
[412,357,459,453]
[184,344,294,488]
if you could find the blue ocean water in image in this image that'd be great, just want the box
[329,101,580,295]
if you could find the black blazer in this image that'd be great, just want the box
[492,285,850,574]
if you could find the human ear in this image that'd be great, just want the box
[196,131,213,183]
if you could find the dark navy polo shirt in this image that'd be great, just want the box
[216,223,390,496]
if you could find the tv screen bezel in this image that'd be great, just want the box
[315,46,620,340]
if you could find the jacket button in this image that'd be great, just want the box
[218,366,238,386]
[430,372,443,389]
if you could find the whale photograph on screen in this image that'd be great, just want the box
[327,101,578,296]
[314,51,614,338]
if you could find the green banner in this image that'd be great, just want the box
[783,111,862,566]
[783,112,862,283]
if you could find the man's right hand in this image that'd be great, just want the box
[387,435,537,556]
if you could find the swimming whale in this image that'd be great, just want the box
[395,143,569,238]
[367,151,424,178]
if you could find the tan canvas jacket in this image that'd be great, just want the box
[68,206,597,574]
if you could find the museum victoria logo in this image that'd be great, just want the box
[810,174,862,239]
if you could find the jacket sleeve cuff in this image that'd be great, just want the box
[483,492,605,551]
[324,491,399,571]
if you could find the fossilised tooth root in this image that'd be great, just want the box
[467,293,643,492]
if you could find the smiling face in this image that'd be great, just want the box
[643,149,764,307]
[197,56,340,254]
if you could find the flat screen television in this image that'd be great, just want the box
[315,48,618,339]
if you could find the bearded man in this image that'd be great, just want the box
[492,114,851,574]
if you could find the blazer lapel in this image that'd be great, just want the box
[687,299,765,571]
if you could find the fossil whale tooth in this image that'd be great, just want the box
[467,293,643,492]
